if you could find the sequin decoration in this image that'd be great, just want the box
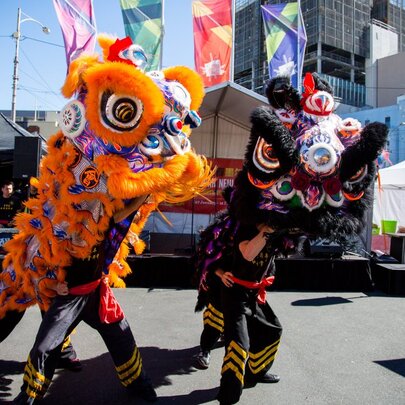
[59,100,86,139]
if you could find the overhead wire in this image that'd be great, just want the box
[17,85,59,94]
[0,34,65,111]
[22,36,64,48]
[19,86,62,111]
[19,45,61,97]
[17,41,65,110]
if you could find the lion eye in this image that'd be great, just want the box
[347,165,368,183]
[100,91,143,132]
[253,137,280,173]
[139,134,163,157]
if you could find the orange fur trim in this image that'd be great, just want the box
[97,33,117,61]
[109,269,127,288]
[30,177,39,187]
[163,153,215,203]
[84,62,164,147]
[107,200,157,286]
[108,239,132,288]
[163,66,205,110]
[133,239,146,256]
[61,55,100,98]
[95,154,193,199]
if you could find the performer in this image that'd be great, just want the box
[0,180,22,228]
[14,195,157,404]
[4,35,212,404]
[0,178,81,371]
[197,72,387,404]
[194,188,236,370]
[195,266,228,369]
[217,223,282,405]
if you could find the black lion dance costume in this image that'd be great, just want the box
[0,35,213,404]
[196,72,388,404]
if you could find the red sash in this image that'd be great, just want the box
[98,277,125,324]
[230,275,275,305]
[69,277,124,324]
[69,279,100,295]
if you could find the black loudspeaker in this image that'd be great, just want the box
[303,238,344,258]
[13,136,41,179]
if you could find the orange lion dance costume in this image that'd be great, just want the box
[0,35,212,316]
[4,35,213,403]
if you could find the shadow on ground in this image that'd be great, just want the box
[290,296,354,306]
[0,345,218,404]
[0,360,25,402]
[374,358,405,378]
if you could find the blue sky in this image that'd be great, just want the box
[0,0,195,111]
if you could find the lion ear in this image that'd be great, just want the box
[61,33,116,98]
[162,66,205,111]
[97,33,117,61]
[61,55,99,98]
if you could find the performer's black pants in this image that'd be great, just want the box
[200,291,224,353]
[217,284,282,404]
[15,288,145,404]
[0,309,77,360]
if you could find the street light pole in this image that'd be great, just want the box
[11,8,22,123]
[11,7,50,123]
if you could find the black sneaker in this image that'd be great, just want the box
[14,391,40,404]
[245,372,280,388]
[195,350,210,369]
[128,372,157,403]
[260,372,280,383]
[215,334,225,348]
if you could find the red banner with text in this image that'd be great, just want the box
[159,158,243,215]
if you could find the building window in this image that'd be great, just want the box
[385,117,391,128]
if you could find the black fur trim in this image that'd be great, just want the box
[340,122,388,182]
[312,72,334,95]
[246,107,298,181]
[265,76,301,112]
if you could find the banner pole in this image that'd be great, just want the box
[297,0,302,92]
[231,0,235,82]
[160,0,164,70]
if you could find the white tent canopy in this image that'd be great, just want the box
[376,160,405,188]
[373,160,405,231]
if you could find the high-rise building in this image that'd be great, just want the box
[233,0,379,107]
[372,0,405,52]
[233,0,268,94]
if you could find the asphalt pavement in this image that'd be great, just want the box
[1,288,405,404]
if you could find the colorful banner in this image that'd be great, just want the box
[261,2,307,90]
[53,0,97,68]
[159,158,243,215]
[120,0,163,71]
[192,0,232,87]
